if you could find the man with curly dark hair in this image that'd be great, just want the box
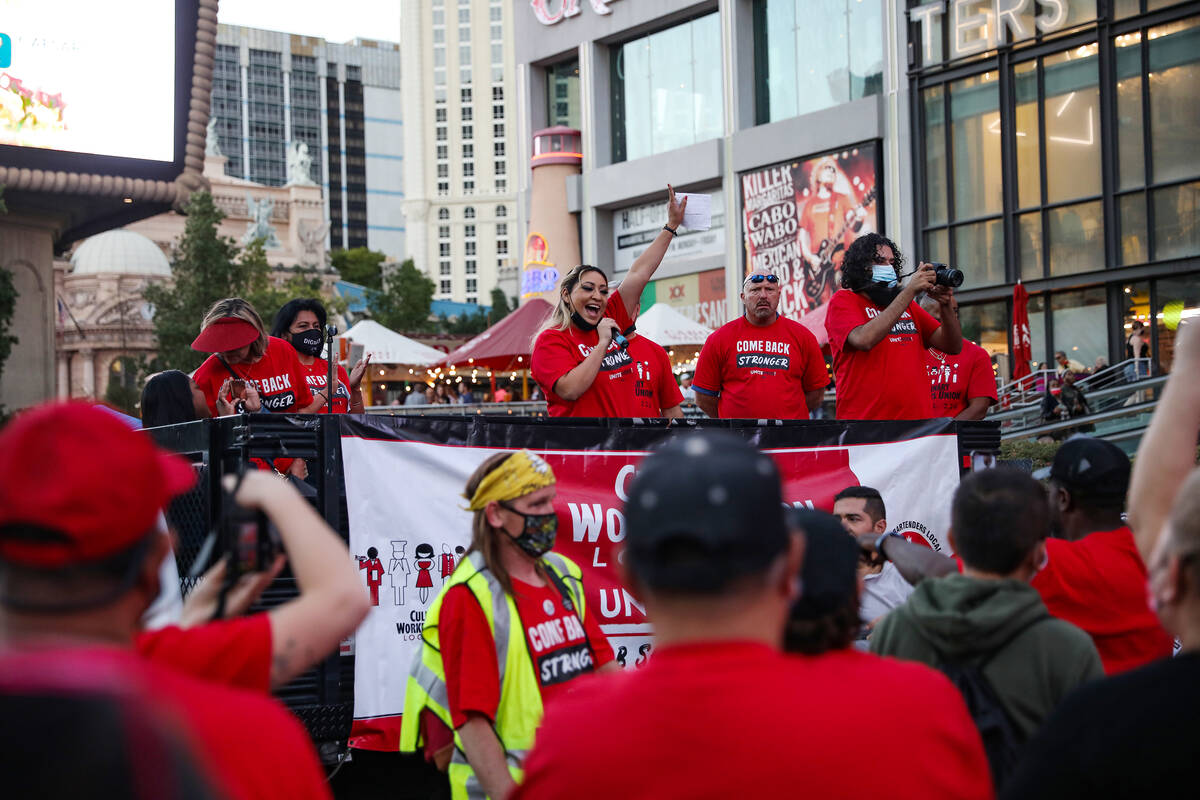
[824,233,962,419]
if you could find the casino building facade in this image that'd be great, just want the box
[511,0,1198,381]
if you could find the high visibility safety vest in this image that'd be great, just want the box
[398,550,589,800]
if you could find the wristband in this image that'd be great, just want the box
[663,224,678,236]
[875,532,901,560]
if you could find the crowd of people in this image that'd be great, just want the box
[3,178,1195,799]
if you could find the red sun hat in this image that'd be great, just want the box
[190,316,260,353]
[0,403,197,568]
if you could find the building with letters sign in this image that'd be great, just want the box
[512,0,900,335]
[906,0,1199,381]
[512,0,1198,386]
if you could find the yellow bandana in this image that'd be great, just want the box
[465,450,556,510]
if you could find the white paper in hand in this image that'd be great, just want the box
[677,192,712,231]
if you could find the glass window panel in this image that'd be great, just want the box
[1119,194,1148,265]
[759,0,882,123]
[1153,180,1200,260]
[950,72,1002,220]
[1154,272,1200,373]
[613,14,722,162]
[1048,200,1104,276]
[691,13,724,144]
[1028,294,1048,369]
[1014,61,1041,208]
[763,0,798,122]
[1051,287,1108,370]
[953,218,1005,287]
[1149,16,1200,183]
[1044,48,1101,203]
[1064,0,1097,27]
[923,86,947,226]
[959,300,1007,380]
[1115,35,1145,190]
[1018,211,1043,280]
[1114,0,1141,18]
[925,228,949,265]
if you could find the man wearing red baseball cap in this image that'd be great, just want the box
[0,403,335,800]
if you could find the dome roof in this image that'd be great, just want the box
[71,230,171,277]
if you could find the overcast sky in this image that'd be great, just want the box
[217,0,402,43]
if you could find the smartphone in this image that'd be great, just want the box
[229,379,247,396]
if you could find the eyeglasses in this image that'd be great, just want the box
[745,274,780,285]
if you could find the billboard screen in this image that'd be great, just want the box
[0,1,178,164]
[740,142,880,318]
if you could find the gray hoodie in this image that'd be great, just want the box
[871,573,1104,740]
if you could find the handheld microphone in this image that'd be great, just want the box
[613,333,628,349]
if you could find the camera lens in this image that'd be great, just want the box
[935,267,964,288]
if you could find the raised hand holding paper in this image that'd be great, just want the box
[677,192,712,231]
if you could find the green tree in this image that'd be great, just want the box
[331,247,386,290]
[145,191,346,370]
[368,258,435,332]
[144,192,247,373]
[442,308,490,335]
[489,287,514,324]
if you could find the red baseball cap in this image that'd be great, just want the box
[190,316,260,353]
[0,403,196,568]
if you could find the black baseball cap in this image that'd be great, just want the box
[788,509,859,619]
[623,431,788,594]
[1050,436,1131,503]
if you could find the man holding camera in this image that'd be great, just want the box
[825,234,962,420]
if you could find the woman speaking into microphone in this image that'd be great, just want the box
[531,186,685,417]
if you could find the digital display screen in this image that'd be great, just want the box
[0,1,176,163]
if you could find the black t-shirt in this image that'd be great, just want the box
[1003,651,1199,799]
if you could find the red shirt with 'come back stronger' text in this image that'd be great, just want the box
[692,314,827,419]
[193,336,314,415]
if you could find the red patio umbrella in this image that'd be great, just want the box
[1011,282,1033,381]
[797,302,830,348]
[436,298,553,372]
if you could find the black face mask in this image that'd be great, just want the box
[500,502,558,558]
[291,328,324,357]
[570,311,597,332]
[859,282,903,308]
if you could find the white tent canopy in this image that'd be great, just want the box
[635,303,714,346]
[342,319,445,365]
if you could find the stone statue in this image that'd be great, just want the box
[286,141,317,186]
[243,194,281,248]
[205,117,223,157]
[297,219,331,266]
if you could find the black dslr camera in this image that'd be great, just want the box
[928,263,965,288]
[220,482,282,575]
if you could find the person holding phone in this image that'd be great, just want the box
[191,297,326,415]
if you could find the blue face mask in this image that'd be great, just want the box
[871,264,899,287]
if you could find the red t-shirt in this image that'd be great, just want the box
[193,336,315,415]
[19,646,330,800]
[626,335,684,417]
[136,612,273,693]
[1031,526,1173,675]
[692,314,827,419]
[300,358,353,414]
[825,289,940,420]
[439,574,615,728]
[530,290,638,417]
[925,340,999,417]
[513,643,991,800]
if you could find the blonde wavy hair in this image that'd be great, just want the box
[200,297,269,361]
[532,264,609,348]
